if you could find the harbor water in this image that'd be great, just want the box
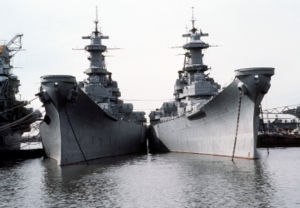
[0,148,300,208]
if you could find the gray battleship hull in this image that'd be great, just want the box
[39,75,147,165]
[149,68,274,159]
[0,111,40,152]
[0,133,21,151]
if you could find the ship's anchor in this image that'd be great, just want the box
[232,89,243,161]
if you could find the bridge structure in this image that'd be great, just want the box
[260,104,300,133]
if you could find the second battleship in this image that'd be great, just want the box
[38,13,147,165]
[148,13,274,159]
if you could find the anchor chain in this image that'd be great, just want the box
[64,106,89,165]
[232,90,243,161]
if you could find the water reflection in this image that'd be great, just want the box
[41,153,275,208]
[1,149,300,207]
[0,158,46,208]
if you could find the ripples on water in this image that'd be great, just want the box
[0,148,300,208]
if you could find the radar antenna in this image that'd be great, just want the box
[190,7,197,33]
[94,6,99,35]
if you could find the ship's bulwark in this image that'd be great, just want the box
[40,76,147,165]
[149,68,274,159]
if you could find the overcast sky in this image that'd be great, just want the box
[1,0,300,114]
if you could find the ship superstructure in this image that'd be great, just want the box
[38,10,147,165]
[0,34,40,150]
[79,15,145,122]
[148,12,274,159]
[151,18,220,121]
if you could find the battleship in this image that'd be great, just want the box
[0,34,40,151]
[38,12,147,165]
[148,14,274,159]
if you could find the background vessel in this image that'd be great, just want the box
[0,34,40,151]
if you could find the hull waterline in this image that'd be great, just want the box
[39,75,147,165]
[149,68,274,159]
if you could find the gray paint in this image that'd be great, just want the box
[0,34,39,151]
[39,76,146,165]
[79,13,145,123]
[148,22,274,159]
[39,14,147,165]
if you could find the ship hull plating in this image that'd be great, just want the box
[149,68,274,159]
[39,76,147,165]
[0,133,21,151]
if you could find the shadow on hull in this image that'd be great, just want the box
[148,68,274,159]
[147,125,169,153]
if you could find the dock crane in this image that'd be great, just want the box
[0,34,23,58]
[0,34,23,76]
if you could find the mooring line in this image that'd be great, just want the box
[0,110,39,132]
[0,96,39,115]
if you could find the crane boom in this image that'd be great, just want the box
[6,34,23,57]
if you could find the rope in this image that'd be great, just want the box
[0,96,39,115]
[123,99,173,102]
[232,91,243,161]
[0,110,38,132]
[64,106,89,165]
